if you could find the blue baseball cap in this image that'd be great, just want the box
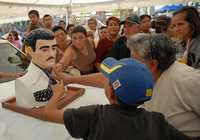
[100,57,154,105]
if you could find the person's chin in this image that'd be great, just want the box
[45,64,54,70]
[45,61,55,69]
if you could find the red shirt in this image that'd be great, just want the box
[95,38,114,63]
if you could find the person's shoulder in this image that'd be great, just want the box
[190,34,200,49]
[139,108,165,120]
[159,62,200,88]
[115,36,126,42]
[98,38,109,44]
[112,36,126,48]
[67,44,75,52]
[65,104,109,117]
[194,34,200,40]
[77,104,109,111]
[87,38,95,48]
[172,62,200,78]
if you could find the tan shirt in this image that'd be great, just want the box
[71,41,96,75]
[144,61,200,136]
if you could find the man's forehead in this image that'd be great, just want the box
[88,20,97,24]
[124,22,138,26]
[44,16,52,19]
[36,39,56,47]
[29,14,38,17]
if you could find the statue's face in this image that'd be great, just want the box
[30,39,57,70]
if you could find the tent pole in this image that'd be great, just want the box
[67,0,73,25]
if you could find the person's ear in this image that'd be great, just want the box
[149,59,158,71]
[130,51,137,59]
[24,46,33,55]
[106,85,117,104]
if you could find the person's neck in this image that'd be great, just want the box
[111,100,138,111]
[125,32,138,38]
[91,29,96,32]
[58,41,68,51]
[31,22,39,26]
[45,26,52,30]
[141,30,150,33]
[153,70,162,82]
[184,37,192,43]
[80,45,88,54]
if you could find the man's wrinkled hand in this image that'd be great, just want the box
[51,80,65,99]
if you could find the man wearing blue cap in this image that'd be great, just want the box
[45,57,195,140]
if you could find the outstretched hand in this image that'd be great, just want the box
[45,80,65,124]
[52,63,73,84]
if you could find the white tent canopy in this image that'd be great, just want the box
[0,0,197,24]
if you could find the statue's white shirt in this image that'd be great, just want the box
[15,62,50,108]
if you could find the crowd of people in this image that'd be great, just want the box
[1,5,200,140]
[4,6,200,73]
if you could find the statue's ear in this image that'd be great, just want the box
[24,46,33,55]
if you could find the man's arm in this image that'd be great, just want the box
[45,80,65,124]
[64,73,106,88]
[53,68,106,88]
[45,81,98,138]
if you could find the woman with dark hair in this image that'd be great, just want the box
[57,25,96,75]
[11,31,22,49]
[95,16,120,69]
[171,6,200,68]
[7,31,22,49]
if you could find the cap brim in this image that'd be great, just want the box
[120,20,125,25]
[120,20,139,25]
[100,57,123,78]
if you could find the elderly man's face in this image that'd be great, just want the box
[124,22,140,37]
[88,20,97,31]
[30,39,57,70]
[170,12,192,41]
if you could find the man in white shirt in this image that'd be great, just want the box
[16,28,57,108]
[87,17,99,47]
[127,33,200,137]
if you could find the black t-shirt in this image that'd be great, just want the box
[106,36,130,60]
[63,104,194,140]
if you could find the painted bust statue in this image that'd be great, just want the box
[15,28,58,108]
